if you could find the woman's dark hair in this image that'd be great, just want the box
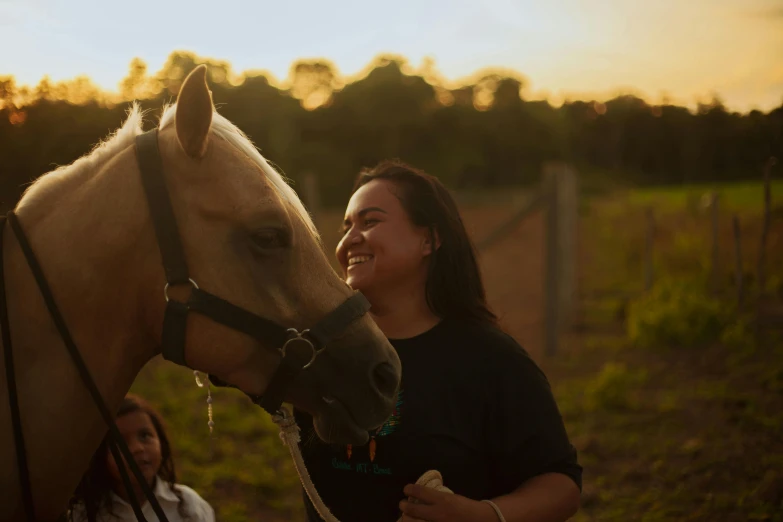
[67,394,188,521]
[353,159,498,327]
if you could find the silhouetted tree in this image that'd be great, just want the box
[1,51,781,212]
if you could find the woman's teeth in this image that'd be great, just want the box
[348,255,372,266]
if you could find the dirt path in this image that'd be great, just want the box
[462,206,546,357]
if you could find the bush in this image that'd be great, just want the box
[627,279,732,350]
[584,362,648,411]
[720,316,755,352]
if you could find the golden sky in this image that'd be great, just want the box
[1,0,781,112]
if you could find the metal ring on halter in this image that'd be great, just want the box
[163,278,200,302]
[273,406,290,420]
[282,328,323,370]
[303,347,327,370]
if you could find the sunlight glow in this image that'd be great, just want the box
[0,0,780,112]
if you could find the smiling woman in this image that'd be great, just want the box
[335,163,496,331]
[294,160,582,522]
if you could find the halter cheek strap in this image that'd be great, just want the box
[134,129,371,415]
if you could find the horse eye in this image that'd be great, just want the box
[252,228,287,249]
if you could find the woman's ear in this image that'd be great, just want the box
[422,226,441,256]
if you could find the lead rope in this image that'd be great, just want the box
[270,406,506,522]
[271,407,341,522]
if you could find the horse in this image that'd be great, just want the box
[0,65,401,521]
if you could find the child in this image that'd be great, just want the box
[68,394,215,522]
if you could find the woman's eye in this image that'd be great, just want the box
[252,229,286,249]
[339,218,378,237]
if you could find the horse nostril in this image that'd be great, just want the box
[371,362,399,398]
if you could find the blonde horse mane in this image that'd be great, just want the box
[21,101,319,239]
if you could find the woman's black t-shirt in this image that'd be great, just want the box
[294,318,581,522]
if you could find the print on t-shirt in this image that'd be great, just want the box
[335,389,404,475]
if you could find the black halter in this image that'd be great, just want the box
[134,129,371,413]
[1,128,371,521]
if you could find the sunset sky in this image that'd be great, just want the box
[2,0,782,112]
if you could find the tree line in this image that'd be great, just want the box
[1,51,780,209]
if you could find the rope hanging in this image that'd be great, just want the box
[271,406,505,522]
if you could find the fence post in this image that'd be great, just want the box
[543,163,578,357]
[644,207,655,291]
[544,165,559,357]
[756,157,775,338]
[733,215,743,307]
[558,165,578,332]
[709,192,721,295]
[302,171,321,230]
[757,158,774,296]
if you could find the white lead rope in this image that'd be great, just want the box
[271,406,506,522]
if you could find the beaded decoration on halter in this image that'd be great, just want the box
[193,371,214,434]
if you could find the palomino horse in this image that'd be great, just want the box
[0,65,401,521]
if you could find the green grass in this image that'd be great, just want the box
[562,177,783,520]
[547,333,783,522]
[579,179,783,299]
[623,180,783,213]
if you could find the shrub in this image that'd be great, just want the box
[584,362,648,411]
[627,279,731,350]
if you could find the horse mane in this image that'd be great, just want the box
[20,102,319,240]
[19,103,146,209]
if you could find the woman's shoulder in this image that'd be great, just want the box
[444,317,530,357]
[445,318,548,380]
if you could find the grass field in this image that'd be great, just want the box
[130,179,783,521]
[549,332,783,522]
[624,180,783,212]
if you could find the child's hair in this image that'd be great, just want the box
[68,394,188,521]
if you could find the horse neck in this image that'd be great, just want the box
[0,145,162,519]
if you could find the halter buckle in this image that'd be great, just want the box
[163,278,199,303]
[282,328,323,370]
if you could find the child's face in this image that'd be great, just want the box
[107,411,163,489]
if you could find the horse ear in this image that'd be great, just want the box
[175,65,213,159]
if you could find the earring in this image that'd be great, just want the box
[194,371,215,435]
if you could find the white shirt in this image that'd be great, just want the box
[70,476,216,522]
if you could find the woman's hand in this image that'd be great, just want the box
[399,484,499,522]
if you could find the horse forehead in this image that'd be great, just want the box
[156,130,287,217]
[209,145,272,192]
[195,139,285,213]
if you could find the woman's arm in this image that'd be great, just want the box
[400,331,582,522]
[400,472,580,522]
[491,472,581,522]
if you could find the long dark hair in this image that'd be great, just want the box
[353,159,498,327]
[67,394,188,521]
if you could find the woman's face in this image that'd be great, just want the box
[336,179,434,298]
[107,411,163,489]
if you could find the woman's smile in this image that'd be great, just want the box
[347,254,374,268]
